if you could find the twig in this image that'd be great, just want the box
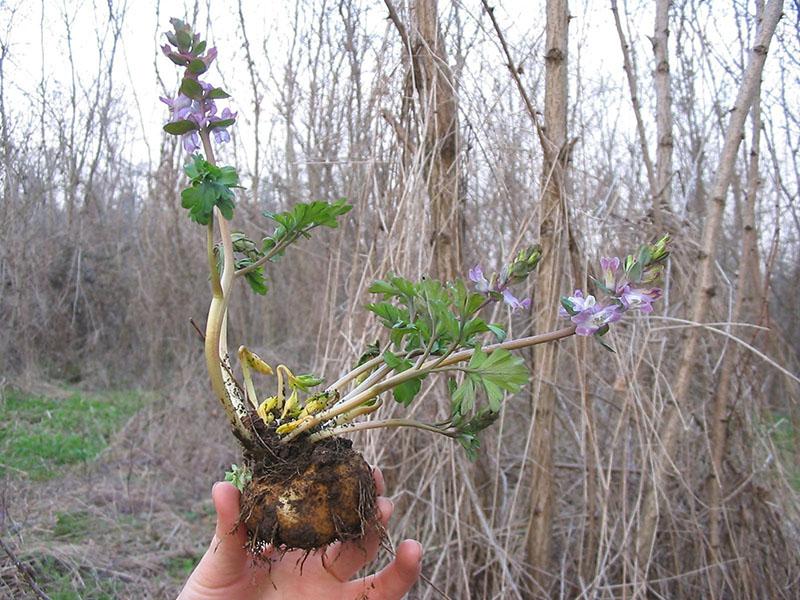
[382,0,412,54]
[189,318,206,342]
[0,536,52,600]
[479,0,546,147]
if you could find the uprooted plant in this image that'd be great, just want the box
[160,19,670,555]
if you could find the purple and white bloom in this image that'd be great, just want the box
[501,288,531,311]
[559,289,596,317]
[468,265,491,293]
[571,303,623,336]
[619,286,662,313]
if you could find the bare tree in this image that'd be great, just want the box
[634,0,784,588]
[392,0,463,280]
[526,0,570,590]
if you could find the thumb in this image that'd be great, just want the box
[189,482,249,590]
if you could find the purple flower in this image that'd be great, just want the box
[469,265,491,293]
[469,264,529,310]
[600,256,622,291]
[182,131,201,153]
[201,47,218,68]
[559,289,596,317]
[208,108,236,145]
[212,127,231,144]
[619,286,662,313]
[571,303,623,336]
[501,289,531,311]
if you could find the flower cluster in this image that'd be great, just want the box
[159,19,236,153]
[469,245,542,311]
[560,236,669,337]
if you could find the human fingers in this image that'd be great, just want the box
[322,496,393,582]
[184,482,249,590]
[347,539,422,599]
[372,466,385,496]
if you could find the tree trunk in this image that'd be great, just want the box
[653,0,673,227]
[707,4,765,591]
[634,1,783,592]
[411,0,462,281]
[526,0,570,591]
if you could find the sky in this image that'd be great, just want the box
[0,0,762,173]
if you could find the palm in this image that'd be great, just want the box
[178,469,421,600]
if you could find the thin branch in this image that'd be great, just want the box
[479,0,546,146]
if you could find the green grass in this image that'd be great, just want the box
[28,555,124,600]
[0,389,143,480]
[53,511,93,541]
[166,553,202,579]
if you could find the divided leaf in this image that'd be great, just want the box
[451,348,528,416]
[180,155,241,225]
[261,199,352,260]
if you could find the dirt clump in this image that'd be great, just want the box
[238,421,377,552]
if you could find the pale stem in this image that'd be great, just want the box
[280,325,577,443]
[325,354,385,393]
[332,399,383,426]
[200,129,251,442]
[307,418,458,443]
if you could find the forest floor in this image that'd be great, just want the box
[0,381,239,599]
[1,382,797,599]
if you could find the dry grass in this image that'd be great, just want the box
[0,1,799,598]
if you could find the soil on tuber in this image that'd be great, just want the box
[238,415,378,553]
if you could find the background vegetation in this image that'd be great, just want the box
[0,0,798,598]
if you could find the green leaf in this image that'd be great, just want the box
[208,118,235,129]
[461,317,489,342]
[392,377,422,407]
[187,58,208,75]
[293,374,324,390]
[179,157,240,225]
[382,350,423,406]
[216,166,239,186]
[207,87,231,99]
[245,268,268,295]
[368,279,397,296]
[184,155,202,179]
[166,52,189,66]
[164,120,199,135]
[217,196,235,220]
[193,39,207,54]
[463,348,529,409]
[456,433,480,461]
[175,30,193,50]
[382,350,407,371]
[452,377,477,415]
[224,464,252,491]
[180,77,204,100]
[487,324,507,342]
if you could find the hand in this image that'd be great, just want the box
[178,467,422,600]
